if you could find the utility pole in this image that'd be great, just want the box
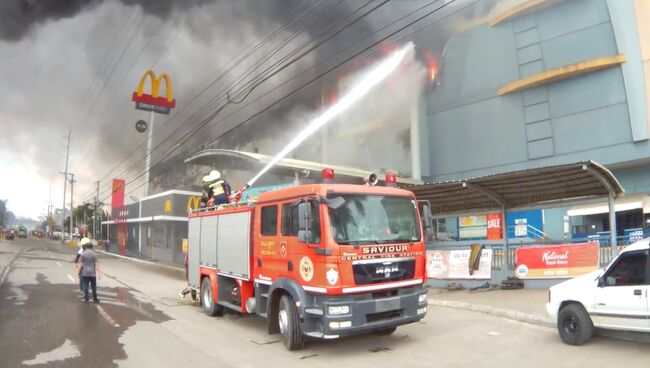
[94,180,100,239]
[60,130,71,241]
[70,173,75,238]
[144,110,154,197]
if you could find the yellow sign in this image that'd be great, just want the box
[186,196,201,211]
[182,238,188,253]
[164,199,172,213]
[135,70,174,102]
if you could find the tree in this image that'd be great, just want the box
[0,199,6,227]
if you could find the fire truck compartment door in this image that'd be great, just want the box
[217,211,251,279]
[188,217,202,288]
[200,216,218,268]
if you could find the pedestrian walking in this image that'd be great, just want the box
[77,240,100,303]
[75,238,90,295]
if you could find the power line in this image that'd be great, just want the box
[93,0,464,204]
[96,0,461,205]
[84,1,326,202]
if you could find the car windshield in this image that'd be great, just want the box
[328,194,421,245]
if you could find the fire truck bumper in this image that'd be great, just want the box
[301,285,427,339]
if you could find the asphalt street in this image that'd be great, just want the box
[1,237,650,368]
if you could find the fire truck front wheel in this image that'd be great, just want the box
[201,277,224,317]
[278,294,305,350]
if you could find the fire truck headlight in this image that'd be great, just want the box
[329,321,352,330]
[418,293,428,304]
[328,305,350,315]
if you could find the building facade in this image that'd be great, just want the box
[417,0,650,244]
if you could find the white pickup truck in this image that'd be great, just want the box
[546,238,649,345]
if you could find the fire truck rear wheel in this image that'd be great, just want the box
[201,277,224,317]
[278,294,305,350]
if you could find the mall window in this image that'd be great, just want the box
[261,205,278,236]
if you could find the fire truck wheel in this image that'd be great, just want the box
[201,277,224,317]
[278,294,305,350]
[374,326,397,335]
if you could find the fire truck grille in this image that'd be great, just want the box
[352,259,415,285]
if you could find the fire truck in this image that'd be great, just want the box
[186,169,431,350]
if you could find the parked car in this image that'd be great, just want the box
[5,230,15,240]
[547,238,650,345]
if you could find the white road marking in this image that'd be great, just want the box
[56,262,62,267]
[66,274,75,282]
[97,305,120,327]
[0,264,11,285]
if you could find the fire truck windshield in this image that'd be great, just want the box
[327,194,421,245]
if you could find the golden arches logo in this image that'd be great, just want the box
[187,196,201,210]
[132,69,176,113]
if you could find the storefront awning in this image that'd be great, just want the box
[405,161,624,215]
[184,148,422,185]
[567,193,649,216]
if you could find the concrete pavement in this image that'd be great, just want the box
[2,237,650,367]
[427,288,554,327]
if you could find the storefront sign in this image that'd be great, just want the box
[515,243,599,279]
[486,213,502,240]
[132,70,176,114]
[111,179,125,209]
[459,215,487,239]
[426,249,493,279]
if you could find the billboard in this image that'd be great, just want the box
[458,215,487,239]
[426,249,493,279]
[515,243,599,279]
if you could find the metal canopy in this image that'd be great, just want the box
[404,161,624,215]
[184,148,422,185]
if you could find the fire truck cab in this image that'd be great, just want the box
[187,175,429,350]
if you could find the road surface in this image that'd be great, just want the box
[1,237,649,367]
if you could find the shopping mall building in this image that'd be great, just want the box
[412,0,650,247]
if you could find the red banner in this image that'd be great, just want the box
[111,179,125,209]
[486,213,502,240]
[515,243,599,279]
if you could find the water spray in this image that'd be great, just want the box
[230,42,415,201]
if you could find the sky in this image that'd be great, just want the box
[0,0,516,220]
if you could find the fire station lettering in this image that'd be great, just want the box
[362,245,408,254]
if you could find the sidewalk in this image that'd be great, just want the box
[97,250,185,279]
[427,287,554,327]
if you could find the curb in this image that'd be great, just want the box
[428,298,555,328]
[97,250,184,273]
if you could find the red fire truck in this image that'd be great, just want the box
[186,170,430,350]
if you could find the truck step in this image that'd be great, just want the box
[218,301,242,312]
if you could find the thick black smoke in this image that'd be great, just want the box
[0,0,226,41]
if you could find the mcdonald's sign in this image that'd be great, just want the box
[187,196,201,211]
[132,69,176,115]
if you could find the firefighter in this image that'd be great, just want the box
[202,170,231,206]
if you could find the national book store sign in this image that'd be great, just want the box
[515,243,599,279]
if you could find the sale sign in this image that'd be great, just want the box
[487,213,502,240]
[426,249,493,279]
[515,243,599,279]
